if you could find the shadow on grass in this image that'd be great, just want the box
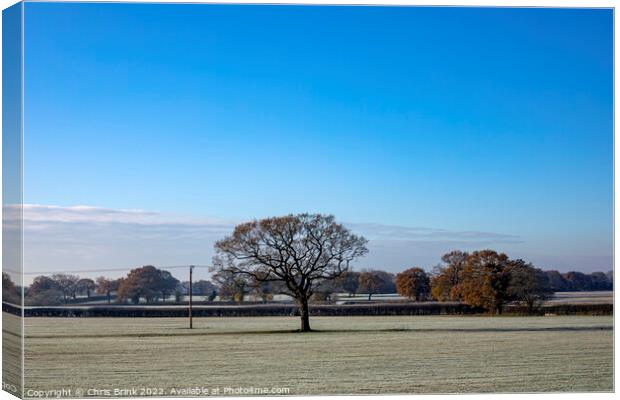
[23,325,612,339]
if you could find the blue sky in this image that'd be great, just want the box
[20,4,613,276]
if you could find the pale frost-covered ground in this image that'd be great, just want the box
[5,314,612,396]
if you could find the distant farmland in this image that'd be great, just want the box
[10,314,612,395]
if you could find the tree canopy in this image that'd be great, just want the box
[117,266,180,304]
[212,213,368,331]
[358,271,385,301]
[395,267,431,301]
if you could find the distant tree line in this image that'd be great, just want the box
[543,269,613,292]
[2,273,20,304]
[430,250,613,314]
[3,251,612,312]
[2,212,611,333]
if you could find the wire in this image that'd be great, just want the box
[21,265,213,276]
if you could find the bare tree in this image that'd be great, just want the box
[250,279,275,303]
[358,271,384,301]
[2,273,20,304]
[212,214,368,332]
[212,269,251,302]
[77,278,96,298]
[191,280,217,297]
[95,277,121,304]
[51,274,80,303]
[26,276,63,306]
[335,270,360,297]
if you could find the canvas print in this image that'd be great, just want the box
[2,2,614,398]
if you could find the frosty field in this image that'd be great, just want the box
[6,314,613,396]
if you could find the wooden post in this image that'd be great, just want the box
[189,265,194,329]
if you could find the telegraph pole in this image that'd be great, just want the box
[189,265,194,329]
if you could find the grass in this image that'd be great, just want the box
[2,311,22,397]
[5,313,613,396]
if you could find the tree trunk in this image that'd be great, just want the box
[527,300,534,315]
[107,292,111,304]
[368,293,372,301]
[298,297,311,332]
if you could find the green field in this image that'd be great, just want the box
[6,313,613,396]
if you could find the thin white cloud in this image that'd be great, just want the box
[6,204,521,243]
[9,204,231,226]
[5,204,607,283]
[345,222,521,243]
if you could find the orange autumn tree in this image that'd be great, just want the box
[117,266,179,304]
[456,250,515,314]
[431,250,468,301]
[430,249,544,314]
[395,267,430,300]
[95,277,121,304]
